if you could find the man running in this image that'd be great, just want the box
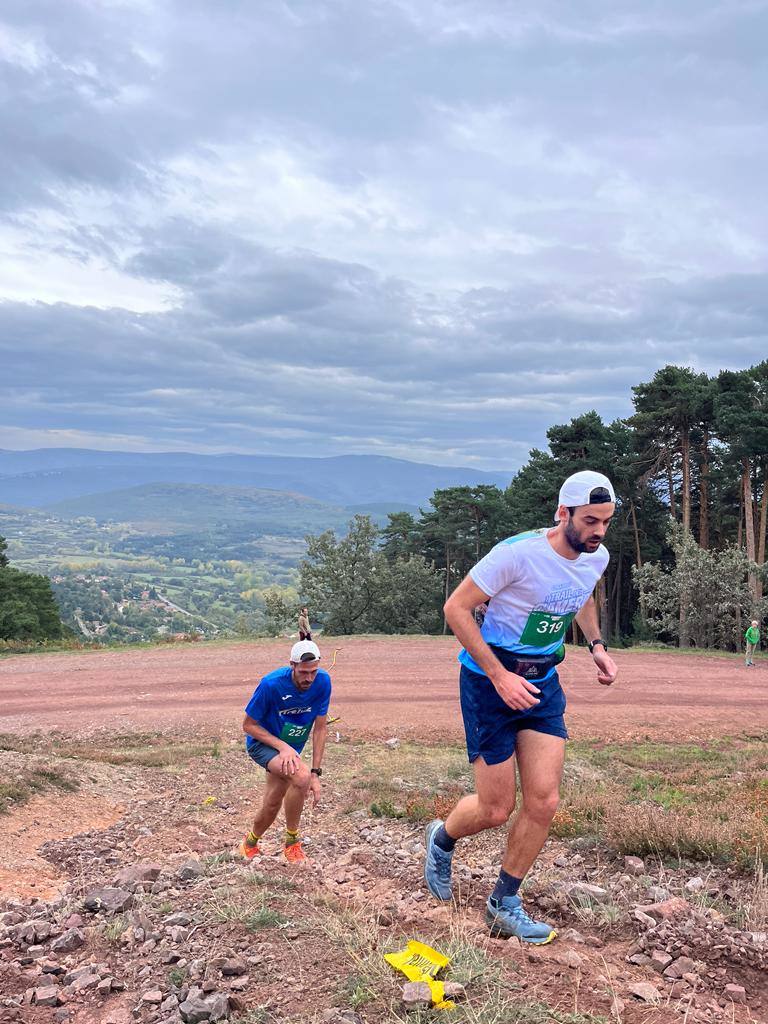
[424,470,619,944]
[239,640,330,863]
[745,620,760,667]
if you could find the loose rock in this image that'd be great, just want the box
[624,855,645,876]
[83,887,133,914]
[51,927,86,953]
[723,983,746,1003]
[402,981,432,1010]
[177,860,205,881]
[627,982,661,1003]
[33,986,60,1007]
[567,882,610,904]
[114,862,163,887]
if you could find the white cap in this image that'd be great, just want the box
[555,470,615,522]
[290,639,321,663]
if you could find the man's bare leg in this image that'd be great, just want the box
[249,770,290,837]
[480,731,563,943]
[443,754,517,839]
[502,730,564,878]
[274,764,311,861]
[425,753,518,901]
[283,777,309,833]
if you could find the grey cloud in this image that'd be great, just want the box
[2,239,767,467]
[2,1,767,467]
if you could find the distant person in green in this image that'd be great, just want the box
[745,620,760,667]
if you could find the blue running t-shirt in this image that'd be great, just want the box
[244,666,331,753]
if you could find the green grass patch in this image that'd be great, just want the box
[339,971,377,1009]
[243,906,287,930]
[167,965,187,988]
[331,740,472,824]
[103,915,128,943]
[231,1010,273,1024]
[244,871,297,892]
[205,887,288,932]
[203,850,238,869]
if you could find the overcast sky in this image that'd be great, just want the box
[1,1,767,471]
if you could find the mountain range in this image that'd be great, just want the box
[0,448,511,510]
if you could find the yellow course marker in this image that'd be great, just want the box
[384,941,455,1009]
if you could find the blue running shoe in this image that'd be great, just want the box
[485,894,556,944]
[423,819,453,901]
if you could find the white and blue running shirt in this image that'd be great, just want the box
[458,528,609,676]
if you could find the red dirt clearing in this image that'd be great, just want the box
[1,637,766,742]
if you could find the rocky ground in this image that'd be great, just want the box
[1,733,766,1024]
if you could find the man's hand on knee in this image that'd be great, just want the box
[273,744,303,776]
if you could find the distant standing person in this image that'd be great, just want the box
[424,470,619,944]
[298,606,312,640]
[745,620,760,667]
[239,640,330,863]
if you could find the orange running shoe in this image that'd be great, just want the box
[283,841,307,863]
[238,837,262,860]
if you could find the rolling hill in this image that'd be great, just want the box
[44,482,352,534]
[0,448,510,508]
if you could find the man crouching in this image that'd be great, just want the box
[239,640,330,863]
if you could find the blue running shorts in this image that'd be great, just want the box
[459,663,568,766]
[246,739,280,771]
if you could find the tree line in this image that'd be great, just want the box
[2,360,765,648]
[301,361,768,649]
[0,537,65,644]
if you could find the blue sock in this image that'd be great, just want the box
[434,824,456,852]
[491,869,523,904]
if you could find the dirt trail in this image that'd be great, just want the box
[1,637,766,741]
[1,742,764,1024]
[0,790,124,901]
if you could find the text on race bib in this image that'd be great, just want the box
[279,722,311,743]
[519,610,575,647]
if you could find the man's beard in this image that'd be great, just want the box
[564,520,591,554]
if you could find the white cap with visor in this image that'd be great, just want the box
[555,470,615,522]
[290,639,321,663]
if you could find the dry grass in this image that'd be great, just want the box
[0,730,231,768]
[0,764,78,813]
[741,859,768,931]
[103,915,128,943]
[317,903,604,1024]
[331,735,768,870]
[555,739,768,869]
[335,740,473,824]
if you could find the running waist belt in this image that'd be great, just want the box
[488,644,565,680]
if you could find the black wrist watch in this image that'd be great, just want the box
[311,767,322,777]
[588,638,607,654]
